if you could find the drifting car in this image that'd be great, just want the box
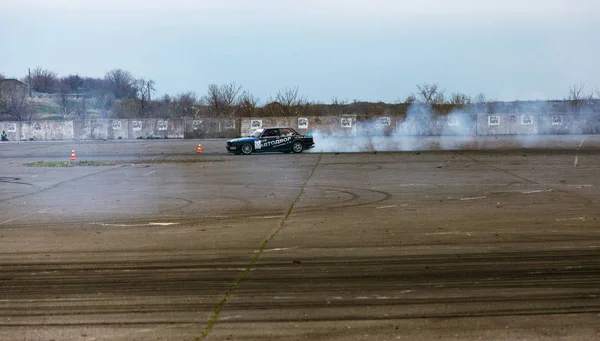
[226,127,315,155]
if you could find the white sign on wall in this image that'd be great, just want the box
[341,117,353,128]
[132,121,142,131]
[251,120,262,129]
[298,117,308,129]
[158,120,168,131]
[447,116,460,126]
[521,115,533,125]
[112,120,121,130]
[377,117,391,126]
[6,123,16,132]
[225,120,235,129]
[488,115,500,126]
[552,115,563,125]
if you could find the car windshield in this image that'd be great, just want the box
[250,129,264,137]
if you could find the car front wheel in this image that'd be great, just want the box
[292,141,304,153]
[241,143,253,155]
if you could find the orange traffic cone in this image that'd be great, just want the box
[70,148,77,160]
[196,143,203,153]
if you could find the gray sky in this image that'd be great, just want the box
[1,0,599,103]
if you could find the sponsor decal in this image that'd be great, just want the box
[6,123,16,132]
[259,136,292,148]
[112,120,121,130]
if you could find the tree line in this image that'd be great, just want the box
[1,67,599,122]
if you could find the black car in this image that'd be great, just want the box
[226,127,315,155]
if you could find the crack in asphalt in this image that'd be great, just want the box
[199,153,323,339]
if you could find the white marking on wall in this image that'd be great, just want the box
[193,120,202,130]
[6,123,16,132]
[225,120,235,129]
[157,120,168,131]
[251,120,262,129]
[112,120,121,130]
[488,115,499,126]
[341,117,353,128]
[298,117,308,129]
[447,116,460,126]
[132,121,142,131]
[552,115,563,125]
[521,115,533,125]
[377,117,391,126]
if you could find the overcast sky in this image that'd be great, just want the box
[1,0,599,103]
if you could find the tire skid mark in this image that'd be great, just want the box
[0,165,129,204]
[462,154,595,206]
[199,153,323,339]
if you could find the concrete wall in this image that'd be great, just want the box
[20,121,74,140]
[478,113,600,135]
[240,116,359,137]
[184,118,239,139]
[1,114,600,141]
[477,114,538,135]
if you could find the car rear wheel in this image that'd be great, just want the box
[241,143,253,155]
[292,141,304,153]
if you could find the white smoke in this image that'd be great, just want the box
[308,103,478,153]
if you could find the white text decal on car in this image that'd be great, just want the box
[260,137,292,147]
[254,140,262,149]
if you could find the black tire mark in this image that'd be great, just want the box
[0,165,129,204]
[463,154,595,206]
[0,177,33,186]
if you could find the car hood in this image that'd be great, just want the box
[227,137,258,143]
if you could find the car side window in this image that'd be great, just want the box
[262,129,278,137]
[280,128,295,137]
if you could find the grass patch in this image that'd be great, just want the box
[25,160,119,167]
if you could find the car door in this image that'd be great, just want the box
[258,128,280,152]
[276,128,296,151]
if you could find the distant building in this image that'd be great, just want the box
[0,78,30,98]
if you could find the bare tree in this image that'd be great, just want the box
[414,83,445,104]
[266,86,308,116]
[327,97,352,116]
[448,92,471,106]
[0,82,35,121]
[238,91,259,116]
[104,69,136,99]
[204,82,243,118]
[566,83,593,112]
[403,95,416,104]
[134,78,155,116]
[171,92,201,119]
[30,67,59,93]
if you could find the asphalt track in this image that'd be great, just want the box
[1,136,599,341]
